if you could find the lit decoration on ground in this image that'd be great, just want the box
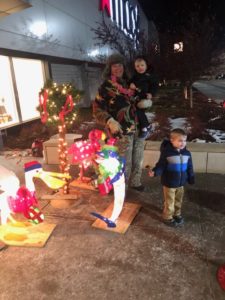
[38,80,82,194]
[0,222,56,247]
[91,140,125,227]
[0,165,56,247]
[69,131,126,228]
[0,165,44,225]
[24,161,71,191]
[68,129,106,182]
[8,186,44,224]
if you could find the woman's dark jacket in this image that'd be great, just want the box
[93,78,138,135]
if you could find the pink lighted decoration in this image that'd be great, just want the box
[8,186,37,215]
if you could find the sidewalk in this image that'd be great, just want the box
[0,155,225,300]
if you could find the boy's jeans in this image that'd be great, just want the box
[162,186,184,220]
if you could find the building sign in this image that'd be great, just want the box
[100,0,140,41]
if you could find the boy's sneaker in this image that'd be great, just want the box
[163,218,178,227]
[174,215,184,225]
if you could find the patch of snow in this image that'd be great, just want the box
[146,112,155,123]
[169,117,189,129]
[191,138,206,143]
[209,116,221,122]
[206,129,225,143]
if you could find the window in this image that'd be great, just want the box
[0,55,45,128]
[0,56,18,128]
[12,58,45,122]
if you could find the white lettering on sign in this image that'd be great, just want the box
[100,0,140,41]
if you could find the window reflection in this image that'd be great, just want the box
[0,56,18,128]
[12,58,45,122]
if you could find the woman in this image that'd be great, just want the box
[93,54,152,191]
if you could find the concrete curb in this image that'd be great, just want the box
[143,141,225,174]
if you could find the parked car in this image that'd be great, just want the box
[215,73,225,79]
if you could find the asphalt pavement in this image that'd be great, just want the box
[0,155,225,299]
[193,80,225,103]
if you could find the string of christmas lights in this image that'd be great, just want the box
[38,80,82,194]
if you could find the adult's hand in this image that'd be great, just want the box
[137,99,152,109]
[147,93,152,99]
[107,118,123,135]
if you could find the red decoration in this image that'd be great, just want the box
[88,129,106,143]
[25,206,44,224]
[99,0,111,17]
[106,137,117,146]
[111,76,134,97]
[59,94,74,121]
[217,264,225,291]
[69,140,99,164]
[39,89,49,123]
[8,186,38,214]
[31,139,43,157]
[98,177,113,195]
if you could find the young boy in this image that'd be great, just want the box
[130,56,158,139]
[149,128,195,227]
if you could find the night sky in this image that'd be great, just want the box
[138,0,225,32]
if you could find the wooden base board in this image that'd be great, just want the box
[41,191,79,200]
[41,190,80,208]
[70,178,97,191]
[92,202,141,234]
[0,241,7,250]
[0,222,56,247]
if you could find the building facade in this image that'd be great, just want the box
[0,0,156,129]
